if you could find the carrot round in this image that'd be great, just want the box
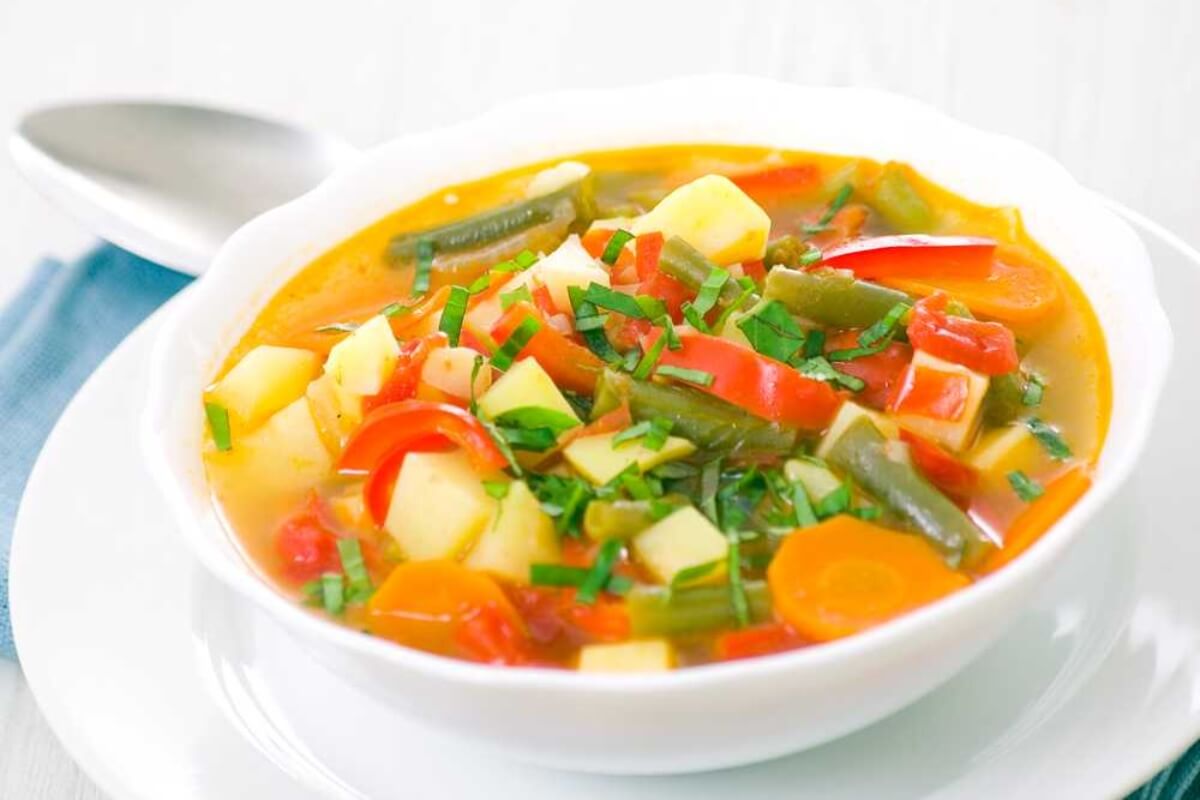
[767,516,971,642]
[366,560,522,657]
[880,258,1061,325]
[980,468,1091,574]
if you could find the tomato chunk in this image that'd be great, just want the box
[715,622,805,661]
[900,429,978,500]
[825,330,911,410]
[363,332,446,413]
[275,494,341,581]
[634,232,665,282]
[822,235,996,281]
[906,294,1019,375]
[888,364,969,421]
[646,330,842,430]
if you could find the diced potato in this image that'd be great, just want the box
[525,160,590,198]
[537,235,609,314]
[967,424,1045,478]
[464,481,559,582]
[892,351,989,452]
[784,458,843,502]
[305,373,364,452]
[632,175,770,265]
[384,451,494,561]
[207,345,319,429]
[578,639,675,673]
[420,346,492,400]
[206,396,332,495]
[324,315,400,396]
[633,505,728,585]
[817,401,899,459]
[478,358,579,422]
[563,432,696,485]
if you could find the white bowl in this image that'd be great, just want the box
[142,76,1171,775]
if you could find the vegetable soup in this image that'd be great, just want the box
[202,145,1109,672]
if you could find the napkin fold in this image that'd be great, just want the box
[0,244,1194,798]
[0,245,190,660]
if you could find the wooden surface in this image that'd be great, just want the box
[1,0,1197,796]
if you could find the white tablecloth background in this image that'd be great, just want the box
[1,0,1196,796]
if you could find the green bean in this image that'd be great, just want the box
[387,179,595,263]
[825,417,991,568]
[869,163,935,233]
[593,370,797,458]
[584,498,683,541]
[658,236,759,308]
[763,235,813,270]
[764,267,913,328]
[983,372,1028,427]
[627,582,772,636]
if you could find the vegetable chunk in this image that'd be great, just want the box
[464,481,560,583]
[632,506,727,585]
[478,358,579,422]
[563,432,696,485]
[384,450,495,560]
[578,639,675,672]
[208,345,319,428]
[325,315,400,396]
[634,175,770,265]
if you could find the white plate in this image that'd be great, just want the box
[11,203,1200,799]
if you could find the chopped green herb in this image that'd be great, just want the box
[612,421,653,447]
[601,229,634,265]
[798,246,823,266]
[650,461,699,479]
[495,425,558,452]
[606,574,634,595]
[681,301,710,333]
[692,266,731,316]
[850,505,882,521]
[814,480,853,518]
[380,301,412,318]
[337,538,373,604]
[655,315,681,350]
[1008,470,1045,502]
[1027,417,1072,460]
[632,333,668,380]
[412,239,434,295]
[1022,373,1046,407]
[858,302,911,348]
[529,474,594,535]
[438,285,470,346]
[827,338,892,363]
[699,459,722,524]
[620,347,642,372]
[205,402,233,452]
[529,563,631,594]
[490,316,541,371]
[321,572,346,616]
[654,364,715,387]
[818,183,854,226]
[575,313,609,332]
[493,406,580,436]
[583,283,648,318]
[737,300,807,364]
[669,560,721,594]
[482,480,510,500]
[515,249,538,268]
[791,481,818,527]
[804,329,826,359]
[466,274,491,295]
[726,533,750,627]
[567,286,622,364]
[712,278,757,332]
[620,470,656,501]
[577,538,623,604]
[799,356,865,392]
[468,355,485,415]
[481,418,522,476]
[636,295,668,320]
[500,285,533,311]
[643,417,674,451]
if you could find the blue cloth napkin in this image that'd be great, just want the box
[0,244,190,660]
[0,244,1194,797]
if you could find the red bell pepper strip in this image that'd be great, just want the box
[362,332,447,414]
[824,330,911,410]
[645,330,842,430]
[822,235,996,281]
[339,400,508,475]
[906,294,1019,375]
[899,429,978,500]
[490,302,604,394]
[634,232,664,281]
[888,363,970,421]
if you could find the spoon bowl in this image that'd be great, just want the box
[10,101,357,274]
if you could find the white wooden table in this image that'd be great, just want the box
[1,0,1197,796]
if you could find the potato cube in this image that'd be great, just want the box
[633,175,770,265]
[967,424,1047,479]
[784,458,843,502]
[305,373,364,452]
[420,346,492,400]
[891,351,989,452]
[477,358,579,422]
[206,396,332,495]
[384,451,495,561]
[632,505,728,585]
[578,639,675,673]
[324,315,400,396]
[817,401,899,459]
[207,345,319,429]
[464,481,559,582]
[537,235,610,314]
[563,432,696,485]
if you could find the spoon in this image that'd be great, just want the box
[9,101,358,275]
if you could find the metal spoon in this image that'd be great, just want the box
[9,101,358,275]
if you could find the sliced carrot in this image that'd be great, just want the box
[767,516,971,642]
[980,468,1092,574]
[729,164,820,197]
[881,258,1061,325]
[366,561,522,657]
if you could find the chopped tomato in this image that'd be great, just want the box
[741,259,767,284]
[490,302,604,394]
[646,330,842,430]
[507,585,630,648]
[362,435,456,524]
[888,364,969,420]
[634,232,665,281]
[455,603,531,666]
[906,294,1019,375]
[564,596,631,642]
[531,284,559,318]
[822,235,996,281]
[825,330,911,410]
[275,498,340,581]
[363,332,447,413]
[339,400,508,475]
[714,622,805,661]
[900,429,978,500]
[730,164,820,197]
[581,228,634,271]
[639,272,691,321]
